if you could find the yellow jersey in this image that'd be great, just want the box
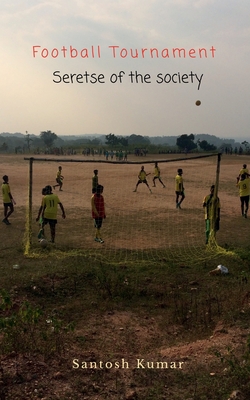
[2,183,11,203]
[56,170,63,181]
[203,194,221,219]
[154,166,160,177]
[139,170,147,180]
[239,167,249,177]
[92,175,98,190]
[175,175,184,192]
[43,194,61,219]
[237,178,250,197]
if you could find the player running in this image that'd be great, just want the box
[133,166,152,193]
[152,162,165,188]
[175,168,185,209]
[53,166,64,191]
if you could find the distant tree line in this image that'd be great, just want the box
[0,131,249,155]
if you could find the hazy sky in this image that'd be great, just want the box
[1,0,249,139]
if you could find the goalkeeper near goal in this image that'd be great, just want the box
[133,166,152,193]
[203,185,220,245]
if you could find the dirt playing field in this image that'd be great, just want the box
[1,152,250,399]
[0,152,249,260]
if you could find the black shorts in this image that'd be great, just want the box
[175,191,184,196]
[240,195,249,204]
[43,218,57,226]
[138,179,147,184]
[94,218,103,229]
[3,202,13,207]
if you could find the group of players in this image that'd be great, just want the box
[133,162,185,209]
[134,162,249,244]
[1,162,249,245]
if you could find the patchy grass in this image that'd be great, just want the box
[1,244,250,399]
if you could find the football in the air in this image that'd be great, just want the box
[195,100,201,106]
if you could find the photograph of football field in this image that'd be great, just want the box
[1,152,248,259]
[1,152,250,399]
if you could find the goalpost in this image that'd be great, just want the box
[23,153,222,264]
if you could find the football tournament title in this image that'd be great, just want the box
[32,45,216,90]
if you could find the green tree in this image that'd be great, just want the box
[0,142,8,152]
[25,131,33,152]
[176,134,197,151]
[105,133,119,147]
[241,141,250,154]
[128,134,150,145]
[119,137,128,146]
[198,139,217,151]
[90,138,101,145]
[40,130,57,148]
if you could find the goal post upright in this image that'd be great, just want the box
[24,157,34,254]
[209,152,222,245]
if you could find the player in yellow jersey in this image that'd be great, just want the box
[133,166,152,193]
[42,185,66,243]
[203,185,220,244]
[237,173,250,218]
[237,164,249,185]
[53,166,64,191]
[36,187,48,239]
[2,175,15,225]
[175,168,185,209]
[152,162,165,188]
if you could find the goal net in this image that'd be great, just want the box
[22,153,223,264]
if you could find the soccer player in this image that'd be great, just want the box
[237,173,250,218]
[238,164,249,180]
[91,184,106,243]
[92,169,99,194]
[152,162,165,188]
[133,166,152,193]
[36,187,48,239]
[41,185,66,243]
[2,175,15,225]
[203,185,220,244]
[53,166,64,191]
[175,168,185,208]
